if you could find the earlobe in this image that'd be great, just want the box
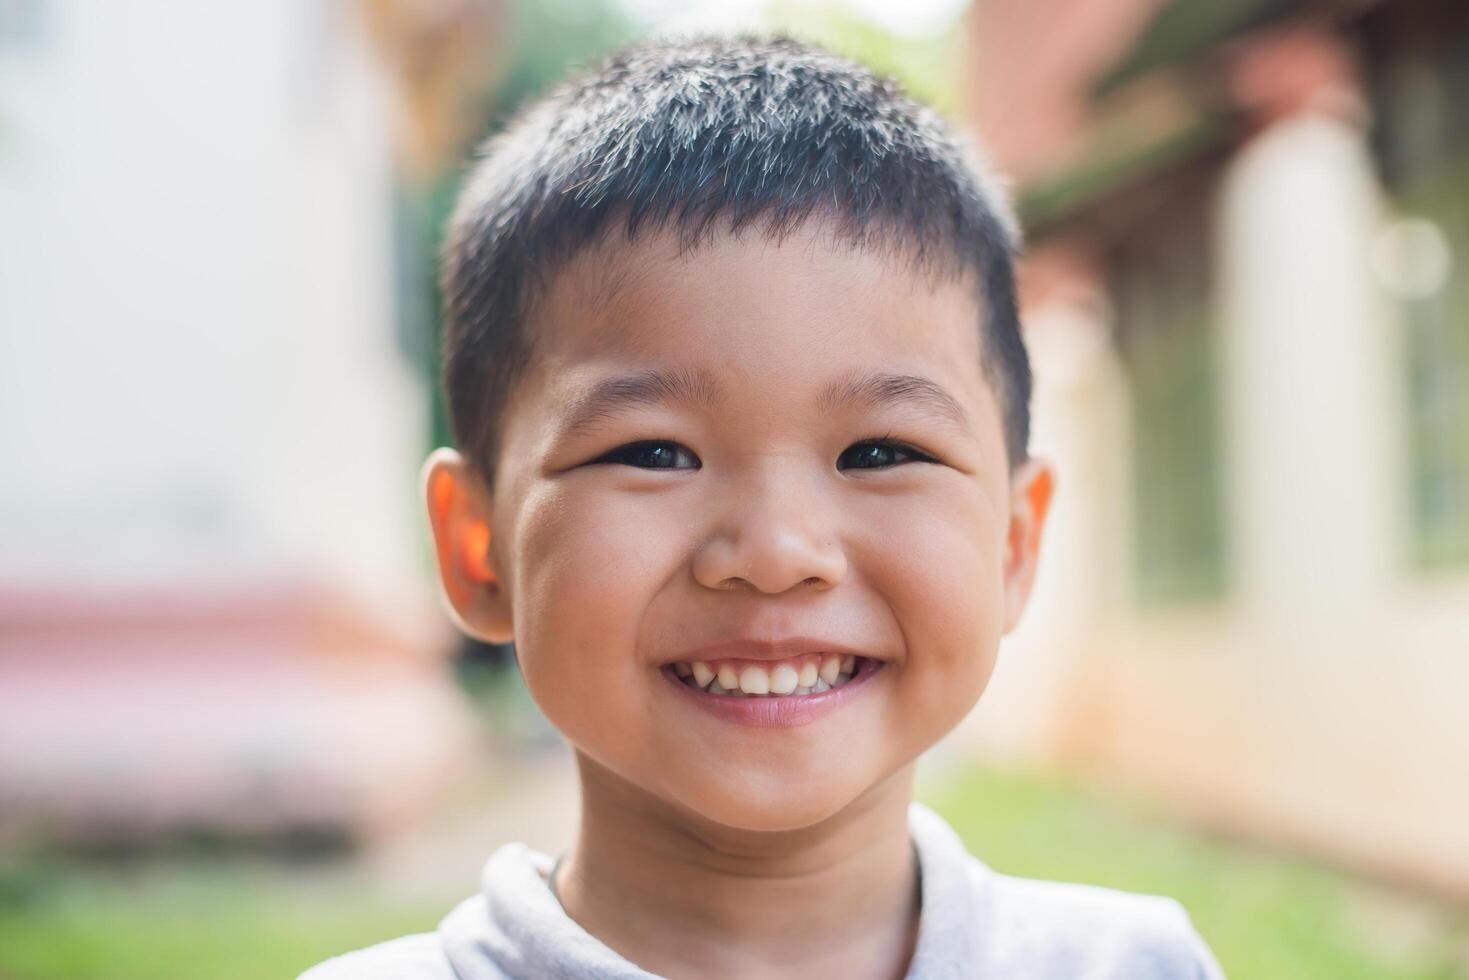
[1001,457,1057,633]
[421,448,514,644]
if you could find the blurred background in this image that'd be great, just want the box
[1,0,1466,977]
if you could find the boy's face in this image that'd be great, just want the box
[427,222,1053,831]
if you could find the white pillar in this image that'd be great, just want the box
[1217,111,1401,617]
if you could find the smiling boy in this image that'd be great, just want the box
[302,36,1224,979]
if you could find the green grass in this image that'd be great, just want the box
[0,856,448,980]
[1,763,1465,979]
[919,763,1469,980]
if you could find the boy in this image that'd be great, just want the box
[304,35,1224,979]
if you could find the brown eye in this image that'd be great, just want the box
[837,439,934,470]
[593,440,700,470]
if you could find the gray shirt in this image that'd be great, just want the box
[300,802,1225,978]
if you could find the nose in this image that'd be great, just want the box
[691,472,848,594]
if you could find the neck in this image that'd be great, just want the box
[555,753,921,980]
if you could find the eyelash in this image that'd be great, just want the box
[590,441,699,470]
[588,437,937,471]
[839,437,938,470]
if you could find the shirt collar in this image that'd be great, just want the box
[439,800,991,979]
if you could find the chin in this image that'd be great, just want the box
[688,791,851,834]
[665,762,891,833]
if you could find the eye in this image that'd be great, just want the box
[837,438,936,470]
[590,440,700,470]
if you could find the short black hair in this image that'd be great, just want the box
[442,35,1029,486]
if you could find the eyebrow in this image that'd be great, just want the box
[817,370,972,436]
[556,367,970,438]
[558,368,727,438]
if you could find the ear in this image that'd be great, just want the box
[1001,456,1056,633]
[422,447,514,644]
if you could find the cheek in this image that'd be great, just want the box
[507,482,684,743]
[856,484,1006,725]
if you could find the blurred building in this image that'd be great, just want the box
[964,0,1469,896]
[0,0,501,846]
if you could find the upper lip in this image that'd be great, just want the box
[662,637,876,665]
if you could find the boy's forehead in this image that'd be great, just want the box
[527,221,984,366]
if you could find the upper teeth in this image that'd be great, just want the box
[672,654,862,697]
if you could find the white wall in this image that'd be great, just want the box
[0,0,430,610]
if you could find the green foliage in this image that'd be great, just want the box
[481,0,637,134]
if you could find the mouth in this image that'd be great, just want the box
[663,652,873,697]
[659,653,884,728]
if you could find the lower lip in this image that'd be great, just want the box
[660,658,885,728]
